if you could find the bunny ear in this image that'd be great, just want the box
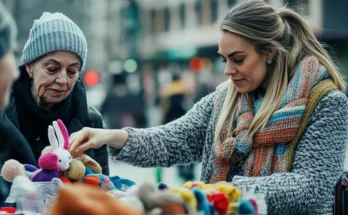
[57,119,69,150]
[53,121,64,149]
[48,125,59,150]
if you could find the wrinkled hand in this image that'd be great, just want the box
[69,127,128,154]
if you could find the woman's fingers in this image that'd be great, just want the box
[74,141,92,154]
[68,128,90,153]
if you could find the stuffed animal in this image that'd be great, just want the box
[1,120,72,183]
[31,120,72,182]
[63,152,136,191]
[0,160,26,182]
[64,152,102,181]
[137,182,191,214]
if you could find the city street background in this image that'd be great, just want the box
[3,0,348,187]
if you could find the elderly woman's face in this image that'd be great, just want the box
[218,31,270,93]
[0,51,19,108]
[26,51,81,108]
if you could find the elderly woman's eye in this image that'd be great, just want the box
[47,68,58,72]
[68,71,78,76]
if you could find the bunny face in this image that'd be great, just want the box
[47,119,72,171]
[55,148,72,171]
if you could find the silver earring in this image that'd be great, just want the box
[267,59,272,64]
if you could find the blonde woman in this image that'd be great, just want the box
[69,1,348,214]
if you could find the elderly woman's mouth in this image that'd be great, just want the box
[49,89,66,95]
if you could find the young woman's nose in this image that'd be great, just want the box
[224,64,237,76]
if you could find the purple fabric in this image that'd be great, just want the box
[24,164,38,172]
[31,170,60,182]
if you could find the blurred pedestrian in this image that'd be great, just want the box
[158,73,195,182]
[69,1,348,214]
[5,12,109,174]
[101,73,146,129]
[0,2,37,202]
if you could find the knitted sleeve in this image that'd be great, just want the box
[231,90,348,215]
[108,91,216,167]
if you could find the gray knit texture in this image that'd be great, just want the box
[110,86,348,215]
[21,12,87,71]
[0,2,17,59]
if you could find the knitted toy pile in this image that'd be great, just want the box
[105,180,266,215]
[0,119,135,214]
[0,120,266,214]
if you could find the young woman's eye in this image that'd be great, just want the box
[234,58,244,63]
[47,68,58,72]
[220,58,226,63]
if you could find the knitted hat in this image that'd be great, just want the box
[0,2,17,59]
[21,12,87,71]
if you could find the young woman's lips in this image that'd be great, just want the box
[232,79,244,85]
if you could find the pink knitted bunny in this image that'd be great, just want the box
[31,120,72,182]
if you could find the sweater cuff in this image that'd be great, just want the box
[108,127,136,159]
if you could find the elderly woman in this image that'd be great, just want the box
[5,12,109,175]
[69,1,347,214]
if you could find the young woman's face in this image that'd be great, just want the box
[26,51,81,108]
[218,31,269,93]
[0,51,19,108]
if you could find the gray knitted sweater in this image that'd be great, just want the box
[110,83,348,215]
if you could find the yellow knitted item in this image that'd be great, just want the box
[183,181,214,190]
[170,188,197,211]
[228,202,239,214]
[215,184,241,202]
[286,79,336,171]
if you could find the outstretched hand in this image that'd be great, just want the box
[69,127,128,154]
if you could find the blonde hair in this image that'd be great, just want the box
[215,0,345,143]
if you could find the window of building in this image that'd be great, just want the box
[150,9,156,33]
[202,0,211,25]
[164,7,170,32]
[179,3,185,29]
[155,9,165,33]
[195,0,202,25]
[211,0,218,23]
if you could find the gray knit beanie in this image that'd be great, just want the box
[0,2,17,59]
[21,12,87,71]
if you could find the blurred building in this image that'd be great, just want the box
[2,0,348,111]
[124,0,348,75]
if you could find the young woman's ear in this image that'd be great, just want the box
[267,43,277,63]
[25,64,33,78]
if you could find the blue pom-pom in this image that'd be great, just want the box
[158,182,169,190]
[238,199,255,215]
[192,187,213,215]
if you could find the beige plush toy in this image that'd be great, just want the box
[42,146,102,181]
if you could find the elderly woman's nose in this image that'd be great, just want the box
[55,71,68,84]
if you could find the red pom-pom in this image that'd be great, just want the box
[207,192,229,215]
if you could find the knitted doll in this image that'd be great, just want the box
[30,120,72,182]
[1,120,72,183]
[65,152,136,191]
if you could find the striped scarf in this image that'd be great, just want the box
[210,56,330,183]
